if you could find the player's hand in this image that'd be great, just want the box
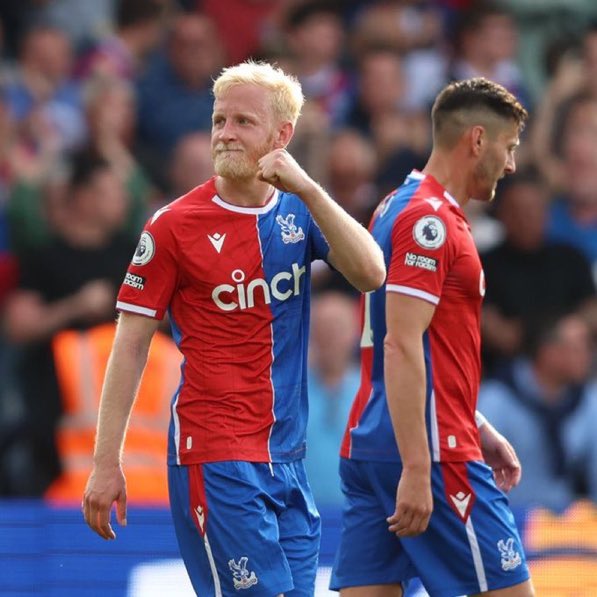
[479,420,521,492]
[387,468,433,537]
[82,464,127,540]
[257,149,313,196]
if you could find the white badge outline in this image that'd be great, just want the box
[132,231,156,266]
[412,215,447,250]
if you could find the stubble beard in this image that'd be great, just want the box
[473,158,499,202]
[213,137,274,181]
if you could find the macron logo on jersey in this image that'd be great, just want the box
[450,491,472,519]
[208,232,226,254]
[212,263,305,312]
[425,197,443,212]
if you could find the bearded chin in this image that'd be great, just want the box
[213,155,257,180]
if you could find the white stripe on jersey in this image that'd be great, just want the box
[171,389,182,465]
[429,390,440,462]
[466,517,488,592]
[116,301,157,317]
[386,285,440,306]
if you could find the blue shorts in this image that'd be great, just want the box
[168,460,321,597]
[331,458,530,596]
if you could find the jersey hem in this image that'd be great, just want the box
[168,447,307,465]
[342,448,483,463]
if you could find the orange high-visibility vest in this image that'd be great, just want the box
[46,322,182,504]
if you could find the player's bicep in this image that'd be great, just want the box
[115,311,160,350]
[385,292,435,347]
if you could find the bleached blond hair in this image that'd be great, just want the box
[212,61,304,126]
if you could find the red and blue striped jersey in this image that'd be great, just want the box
[341,171,484,463]
[117,177,330,465]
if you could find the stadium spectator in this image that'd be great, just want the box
[331,78,533,596]
[448,1,531,109]
[350,0,447,111]
[530,21,597,190]
[75,0,164,81]
[2,154,136,496]
[481,171,597,376]
[545,94,597,272]
[305,291,360,507]
[200,0,282,64]
[285,0,353,127]
[478,314,597,511]
[324,127,378,226]
[80,76,153,236]
[7,76,152,258]
[82,61,385,596]
[2,25,85,152]
[166,131,213,199]
[345,45,429,197]
[135,12,224,163]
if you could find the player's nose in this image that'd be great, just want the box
[216,120,237,142]
[504,153,516,175]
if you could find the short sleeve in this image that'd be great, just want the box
[116,209,179,319]
[387,204,456,305]
[309,217,330,263]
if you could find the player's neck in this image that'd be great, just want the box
[422,152,470,208]
[215,176,275,208]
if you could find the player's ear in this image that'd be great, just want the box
[470,125,485,157]
[273,121,294,150]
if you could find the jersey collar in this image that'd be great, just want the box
[407,170,460,209]
[211,186,279,215]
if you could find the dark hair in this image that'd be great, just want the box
[285,0,342,30]
[493,167,546,205]
[116,0,164,30]
[523,313,569,360]
[69,152,112,190]
[452,0,511,52]
[432,78,528,147]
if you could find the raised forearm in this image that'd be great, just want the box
[300,181,386,292]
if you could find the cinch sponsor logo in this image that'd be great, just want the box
[124,272,146,290]
[212,263,306,312]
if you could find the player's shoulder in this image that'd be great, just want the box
[146,178,217,230]
[276,190,310,215]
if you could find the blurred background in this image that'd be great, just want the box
[0,0,596,595]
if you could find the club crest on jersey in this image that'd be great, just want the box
[132,231,155,266]
[497,538,522,572]
[413,215,446,250]
[228,557,258,590]
[276,213,305,244]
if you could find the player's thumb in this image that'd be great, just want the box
[116,493,127,527]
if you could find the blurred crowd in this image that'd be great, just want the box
[0,0,596,514]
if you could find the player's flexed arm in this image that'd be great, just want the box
[258,149,386,292]
[385,292,435,538]
[83,312,159,540]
